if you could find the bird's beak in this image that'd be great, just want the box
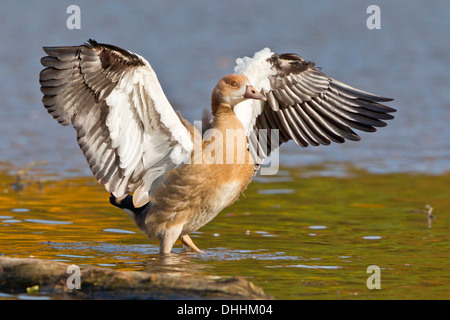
[244,85,266,101]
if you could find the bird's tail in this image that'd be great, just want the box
[109,194,149,216]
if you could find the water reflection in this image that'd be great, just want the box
[1,168,449,299]
[17,294,51,300]
[24,219,72,225]
[103,228,136,234]
[2,219,21,223]
[141,253,217,278]
[362,236,382,240]
[257,189,295,195]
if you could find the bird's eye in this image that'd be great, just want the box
[231,81,238,87]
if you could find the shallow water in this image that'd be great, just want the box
[1,166,448,299]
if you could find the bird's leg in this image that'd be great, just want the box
[181,234,204,253]
[158,225,183,254]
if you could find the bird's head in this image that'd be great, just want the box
[211,74,266,113]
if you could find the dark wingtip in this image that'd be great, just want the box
[360,99,397,113]
[42,46,57,55]
[374,96,394,103]
[387,105,397,113]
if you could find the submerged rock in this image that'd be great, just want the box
[0,256,272,299]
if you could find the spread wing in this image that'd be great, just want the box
[234,48,396,170]
[40,39,193,207]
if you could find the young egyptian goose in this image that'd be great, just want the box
[40,40,395,254]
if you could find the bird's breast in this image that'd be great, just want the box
[181,178,247,234]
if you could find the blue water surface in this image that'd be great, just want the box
[0,0,448,176]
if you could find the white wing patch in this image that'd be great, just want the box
[104,60,194,206]
[234,47,275,93]
[234,48,275,135]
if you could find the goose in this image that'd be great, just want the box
[39,40,395,254]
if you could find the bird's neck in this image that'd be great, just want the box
[210,103,242,131]
[211,102,234,118]
[205,103,250,167]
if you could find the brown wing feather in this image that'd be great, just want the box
[246,52,395,171]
